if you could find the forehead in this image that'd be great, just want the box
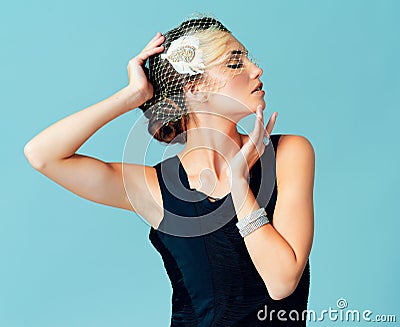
[223,36,248,57]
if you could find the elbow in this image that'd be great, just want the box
[24,141,46,171]
[268,288,295,301]
[265,278,298,301]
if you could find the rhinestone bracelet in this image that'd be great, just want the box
[236,208,270,238]
[238,214,270,237]
[236,208,267,229]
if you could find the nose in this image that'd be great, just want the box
[250,62,263,79]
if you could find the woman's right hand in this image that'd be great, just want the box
[125,32,165,109]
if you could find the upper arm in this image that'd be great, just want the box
[30,153,150,212]
[273,134,315,282]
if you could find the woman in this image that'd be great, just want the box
[24,15,315,326]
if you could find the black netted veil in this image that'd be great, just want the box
[139,15,231,124]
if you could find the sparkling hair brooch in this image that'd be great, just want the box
[160,35,205,75]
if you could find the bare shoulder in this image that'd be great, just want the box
[276,134,315,158]
[275,134,315,187]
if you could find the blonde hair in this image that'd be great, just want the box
[195,29,235,69]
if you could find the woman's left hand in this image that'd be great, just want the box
[228,105,278,182]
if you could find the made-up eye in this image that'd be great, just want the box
[227,62,244,69]
[226,49,246,69]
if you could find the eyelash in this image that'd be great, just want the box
[227,62,244,69]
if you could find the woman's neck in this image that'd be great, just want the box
[179,113,246,180]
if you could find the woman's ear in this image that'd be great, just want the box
[183,81,196,95]
[184,81,209,104]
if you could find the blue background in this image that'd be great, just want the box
[1,0,399,326]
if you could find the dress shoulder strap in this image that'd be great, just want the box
[153,156,199,218]
[270,133,281,152]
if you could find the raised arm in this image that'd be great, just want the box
[24,32,166,212]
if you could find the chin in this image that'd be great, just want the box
[252,102,266,112]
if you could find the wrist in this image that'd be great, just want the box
[117,86,146,112]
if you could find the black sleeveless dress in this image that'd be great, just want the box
[148,134,310,326]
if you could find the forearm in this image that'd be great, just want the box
[231,178,298,299]
[25,87,141,168]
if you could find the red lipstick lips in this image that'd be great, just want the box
[252,81,263,93]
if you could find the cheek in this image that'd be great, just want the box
[208,69,246,95]
[227,74,249,95]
